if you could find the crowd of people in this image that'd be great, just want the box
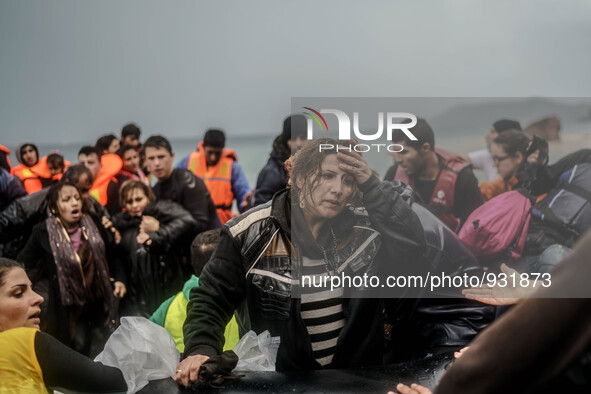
[1,115,590,393]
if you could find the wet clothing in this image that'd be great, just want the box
[152,168,218,233]
[17,217,122,351]
[149,275,240,353]
[0,167,26,211]
[253,135,290,207]
[113,200,198,317]
[0,327,126,393]
[178,143,250,225]
[385,151,483,230]
[436,230,591,394]
[183,175,427,371]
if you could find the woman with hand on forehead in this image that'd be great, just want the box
[0,258,126,393]
[175,138,426,387]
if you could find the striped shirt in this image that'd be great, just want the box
[300,256,345,367]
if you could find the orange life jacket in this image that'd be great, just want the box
[187,142,236,224]
[90,154,123,206]
[10,156,72,194]
[394,148,469,231]
[479,176,518,201]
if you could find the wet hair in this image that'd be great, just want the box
[203,129,226,149]
[116,144,137,160]
[47,153,65,172]
[78,145,102,160]
[493,119,522,134]
[0,258,23,288]
[62,164,93,185]
[121,123,141,139]
[493,130,530,157]
[18,143,39,166]
[290,138,362,207]
[95,134,118,153]
[190,229,221,277]
[143,135,173,155]
[46,182,89,218]
[119,180,155,209]
[390,118,435,151]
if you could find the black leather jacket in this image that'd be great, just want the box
[183,175,427,371]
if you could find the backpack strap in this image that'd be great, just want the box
[559,181,591,202]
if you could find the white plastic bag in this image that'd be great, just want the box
[94,317,180,393]
[233,330,280,371]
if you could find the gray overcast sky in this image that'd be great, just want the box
[1,0,591,145]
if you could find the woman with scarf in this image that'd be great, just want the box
[175,138,427,386]
[17,182,126,355]
[113,180,198,317]
[106,144,149,215]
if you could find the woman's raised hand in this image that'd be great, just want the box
[336,139,372,185]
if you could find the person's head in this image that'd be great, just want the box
[47,182,87,229]
[47,153,65,176]
[283,115,308,153]
[291,138,361,224]
[117,145,141,173]
[18,143,39,167]
[119,180,155,217]
[485,119,522,149]
[390,118,436,178]
[202,129,226,167]
[0,146,11,172]
[490,130,530,180]
[0,258,44,331]
[62,164,94,199]
[143,135,174,181]
[78,145,102,179]
[190,229,221,277]
[96,134,120,155]
[121,123,141,148]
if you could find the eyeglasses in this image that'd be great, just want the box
[492,155,510,164]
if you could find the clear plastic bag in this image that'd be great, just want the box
[94,317,180,393]
[233,330,280,372]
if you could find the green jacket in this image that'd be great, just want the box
[150,275,240,353]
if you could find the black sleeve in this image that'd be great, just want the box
[35,330,127,393]
[17,224,44,271]
[253,165,284,207]
[179,171,215,233]
[383,164,397,181]
[106,179,122,216]
[183,229,246,358]
[148,201,198,253]
[0,191,45,243]
[453,167,484,226]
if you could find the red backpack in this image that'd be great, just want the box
[458,190,532,261]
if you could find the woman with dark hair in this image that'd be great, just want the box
[17,182,126,355]
[0,257,127,393]
[479,130,531,200]
[113,180,198,317]
[95,134,121,155]
[176,138,426,385]
[105,144,149,215]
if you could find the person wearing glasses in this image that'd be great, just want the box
[478,130,531,201]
